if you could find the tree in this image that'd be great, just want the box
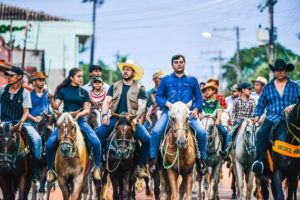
[222,43,300,93]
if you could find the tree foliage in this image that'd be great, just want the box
[222,43,300,92]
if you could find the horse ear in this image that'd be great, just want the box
[70,109,81,119]
[53,109,62,118]
[186,100,193,109]
[111,113,120,119]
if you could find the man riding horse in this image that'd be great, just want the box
[251,59,300,174]
[96,60,150,178]
[149,54,207,175]
[0,66,42,184]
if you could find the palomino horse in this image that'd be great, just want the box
[232,119,257,200]
[258,101,300,200]
[0,122,31,200]
[32,113,56,200]
[200,114,222,200]
[161,101,196,200]
[54,112,93,200]
[105,113,137,200]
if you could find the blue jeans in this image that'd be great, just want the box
[217,124,228,150]
[95,117,150,166]
[22,123,42,159]
[150,111,207,160]
[45,117,101,169]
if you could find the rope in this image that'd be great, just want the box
[285,111,300,144]
[106,131,121,173]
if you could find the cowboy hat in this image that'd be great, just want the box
[269,59,294,72]
[29,72,48,82]
[207,77,219,86]
[251,76,268,85]
[118,60,144,81]
[201,83,219,92]
[152,70,164,79]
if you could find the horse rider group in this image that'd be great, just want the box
[0,54,299,188]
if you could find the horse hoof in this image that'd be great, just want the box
[231,193,237,199]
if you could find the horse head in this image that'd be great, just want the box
[36,112,56,140]
[56,112,78,159]
[89,107,101,130]
[112,113,135,159]
[201,114,217,144]
[0,121,22,170]
[169,101,191,149]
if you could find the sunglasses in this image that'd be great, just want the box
[173,61,184,64]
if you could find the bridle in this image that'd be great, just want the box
[58,123,76,159]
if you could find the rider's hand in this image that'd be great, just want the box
[35,116,42,123]
[252,116,259,124]
[132,118,138,126]
[166,102,173,110]
[102,115,110,125]
[146,114,152,127]
[284,105,295,113]
[198,112,203,119]
[47,93,54,100]
[18,121,24,132]
[215,119,221,125]
[190,109,199,118]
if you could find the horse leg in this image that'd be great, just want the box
[18,173,31,200]
[152,170,161,200]
[246,170,254,200]
[0,179,15,200]
[38,166,47,200]
[271,170,284,200]
[144,176,152,196]
[122,172,131,200]
[57,176,70,200]
[185,172,193,200]
[287,174,298,200]
[203,168,211,200]
[70,174,84,200]
[211,163,221,200]
[198,172,203,200]
[231,167,237,199]
[179,175,187,199]
[110,173,120,200]
[46,182,53,200]
[234,161,244,200]
[167,169,179,200]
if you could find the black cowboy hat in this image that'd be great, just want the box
[269,59,294,72]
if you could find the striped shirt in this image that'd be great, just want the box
[233,96,256,120]
[89,90,106,103]
[253,78,300,123]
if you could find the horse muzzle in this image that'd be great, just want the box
[176,138,187,149]
[59,143,73,158]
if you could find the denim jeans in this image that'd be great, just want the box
[22,123,42,159]
[95,117,150,166]
[217,124,228,150]
[150,111,207,160]
[45,117,101,169]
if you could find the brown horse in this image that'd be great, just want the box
[0,121,32,200]
[31,113,56,200]
[161,101,196,200]
[54,112,92,200]
[105,113,137,200]
[88,101,102,130]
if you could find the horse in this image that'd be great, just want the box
[105,113,137,200]
[199,114,222,200]
[30,113,56,200]
[262,101,300,200]
[232,119,257,200]
[0,121,32,200]
[53,111,94,200]
[160,101,196,200]
[88,101,102,131]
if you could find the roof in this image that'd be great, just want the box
[0,3,69,21]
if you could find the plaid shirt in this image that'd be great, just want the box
[233,97,256,121]
[215,93,228,109]
[253,78,300,123]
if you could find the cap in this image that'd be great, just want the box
[4,66,24,76]
[89,65,103,73]
[239,82,253,89]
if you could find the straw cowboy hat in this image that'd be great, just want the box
[251,76,268,85]
[117,60,144,81]
[201,83,219,92]
[29,72,48,82]
[269,59,294,72]
[207,77,219,86]
[152,70,164,79]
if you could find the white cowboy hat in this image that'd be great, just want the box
[251,76,268,85]
[117,60,144,81]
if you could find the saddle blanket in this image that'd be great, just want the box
[272,140,300,158]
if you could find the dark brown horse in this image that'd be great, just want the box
[88,101,102,130]
[161,101,196,200]
[0,121,32,200]
[54,112,93,200]
[31,113,56,200]
[105,113,137,200]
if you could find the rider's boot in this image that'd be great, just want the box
[135,165,148,179]
[220,142,233,160]
[46,169,57,183]
[92,166,101,181]
[197,159,208,176]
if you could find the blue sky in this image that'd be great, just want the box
[1,0,300,87]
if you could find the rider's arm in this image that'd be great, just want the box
[77,101,90,118]
[253,86,268,119]
[20,108,29,125]
[155,77,168,109]
[193,77,203,112]
[27,113,39,122]
[136,99,147,120]
[50,99,62,111]
[101,96,112,117]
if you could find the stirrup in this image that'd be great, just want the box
[252,160,264,174]
[46,170,57,183]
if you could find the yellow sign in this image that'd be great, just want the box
[272,140,300,158]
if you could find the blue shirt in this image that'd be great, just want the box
[155,73,203,111]
[253,78,300,123]
[29,90,50,117]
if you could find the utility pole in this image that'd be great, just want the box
[258,0,277,79]
[213,27,244,82]
[21,10,29,70]
[82,0,104,69]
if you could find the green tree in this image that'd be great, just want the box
[222,43,300,92]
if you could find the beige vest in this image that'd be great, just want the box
[111,80,142,115]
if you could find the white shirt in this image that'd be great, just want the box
[82,80,110,93]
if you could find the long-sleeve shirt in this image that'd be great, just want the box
[155,73,203,111]
[253,78,300,123]
[233,96,256,121]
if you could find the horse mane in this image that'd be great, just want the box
[57,113,74,126]
[117,116,131,125]
[169,102,190,117]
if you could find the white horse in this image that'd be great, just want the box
[232,119,257,200]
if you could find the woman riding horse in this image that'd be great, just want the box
[45,67,101,183]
